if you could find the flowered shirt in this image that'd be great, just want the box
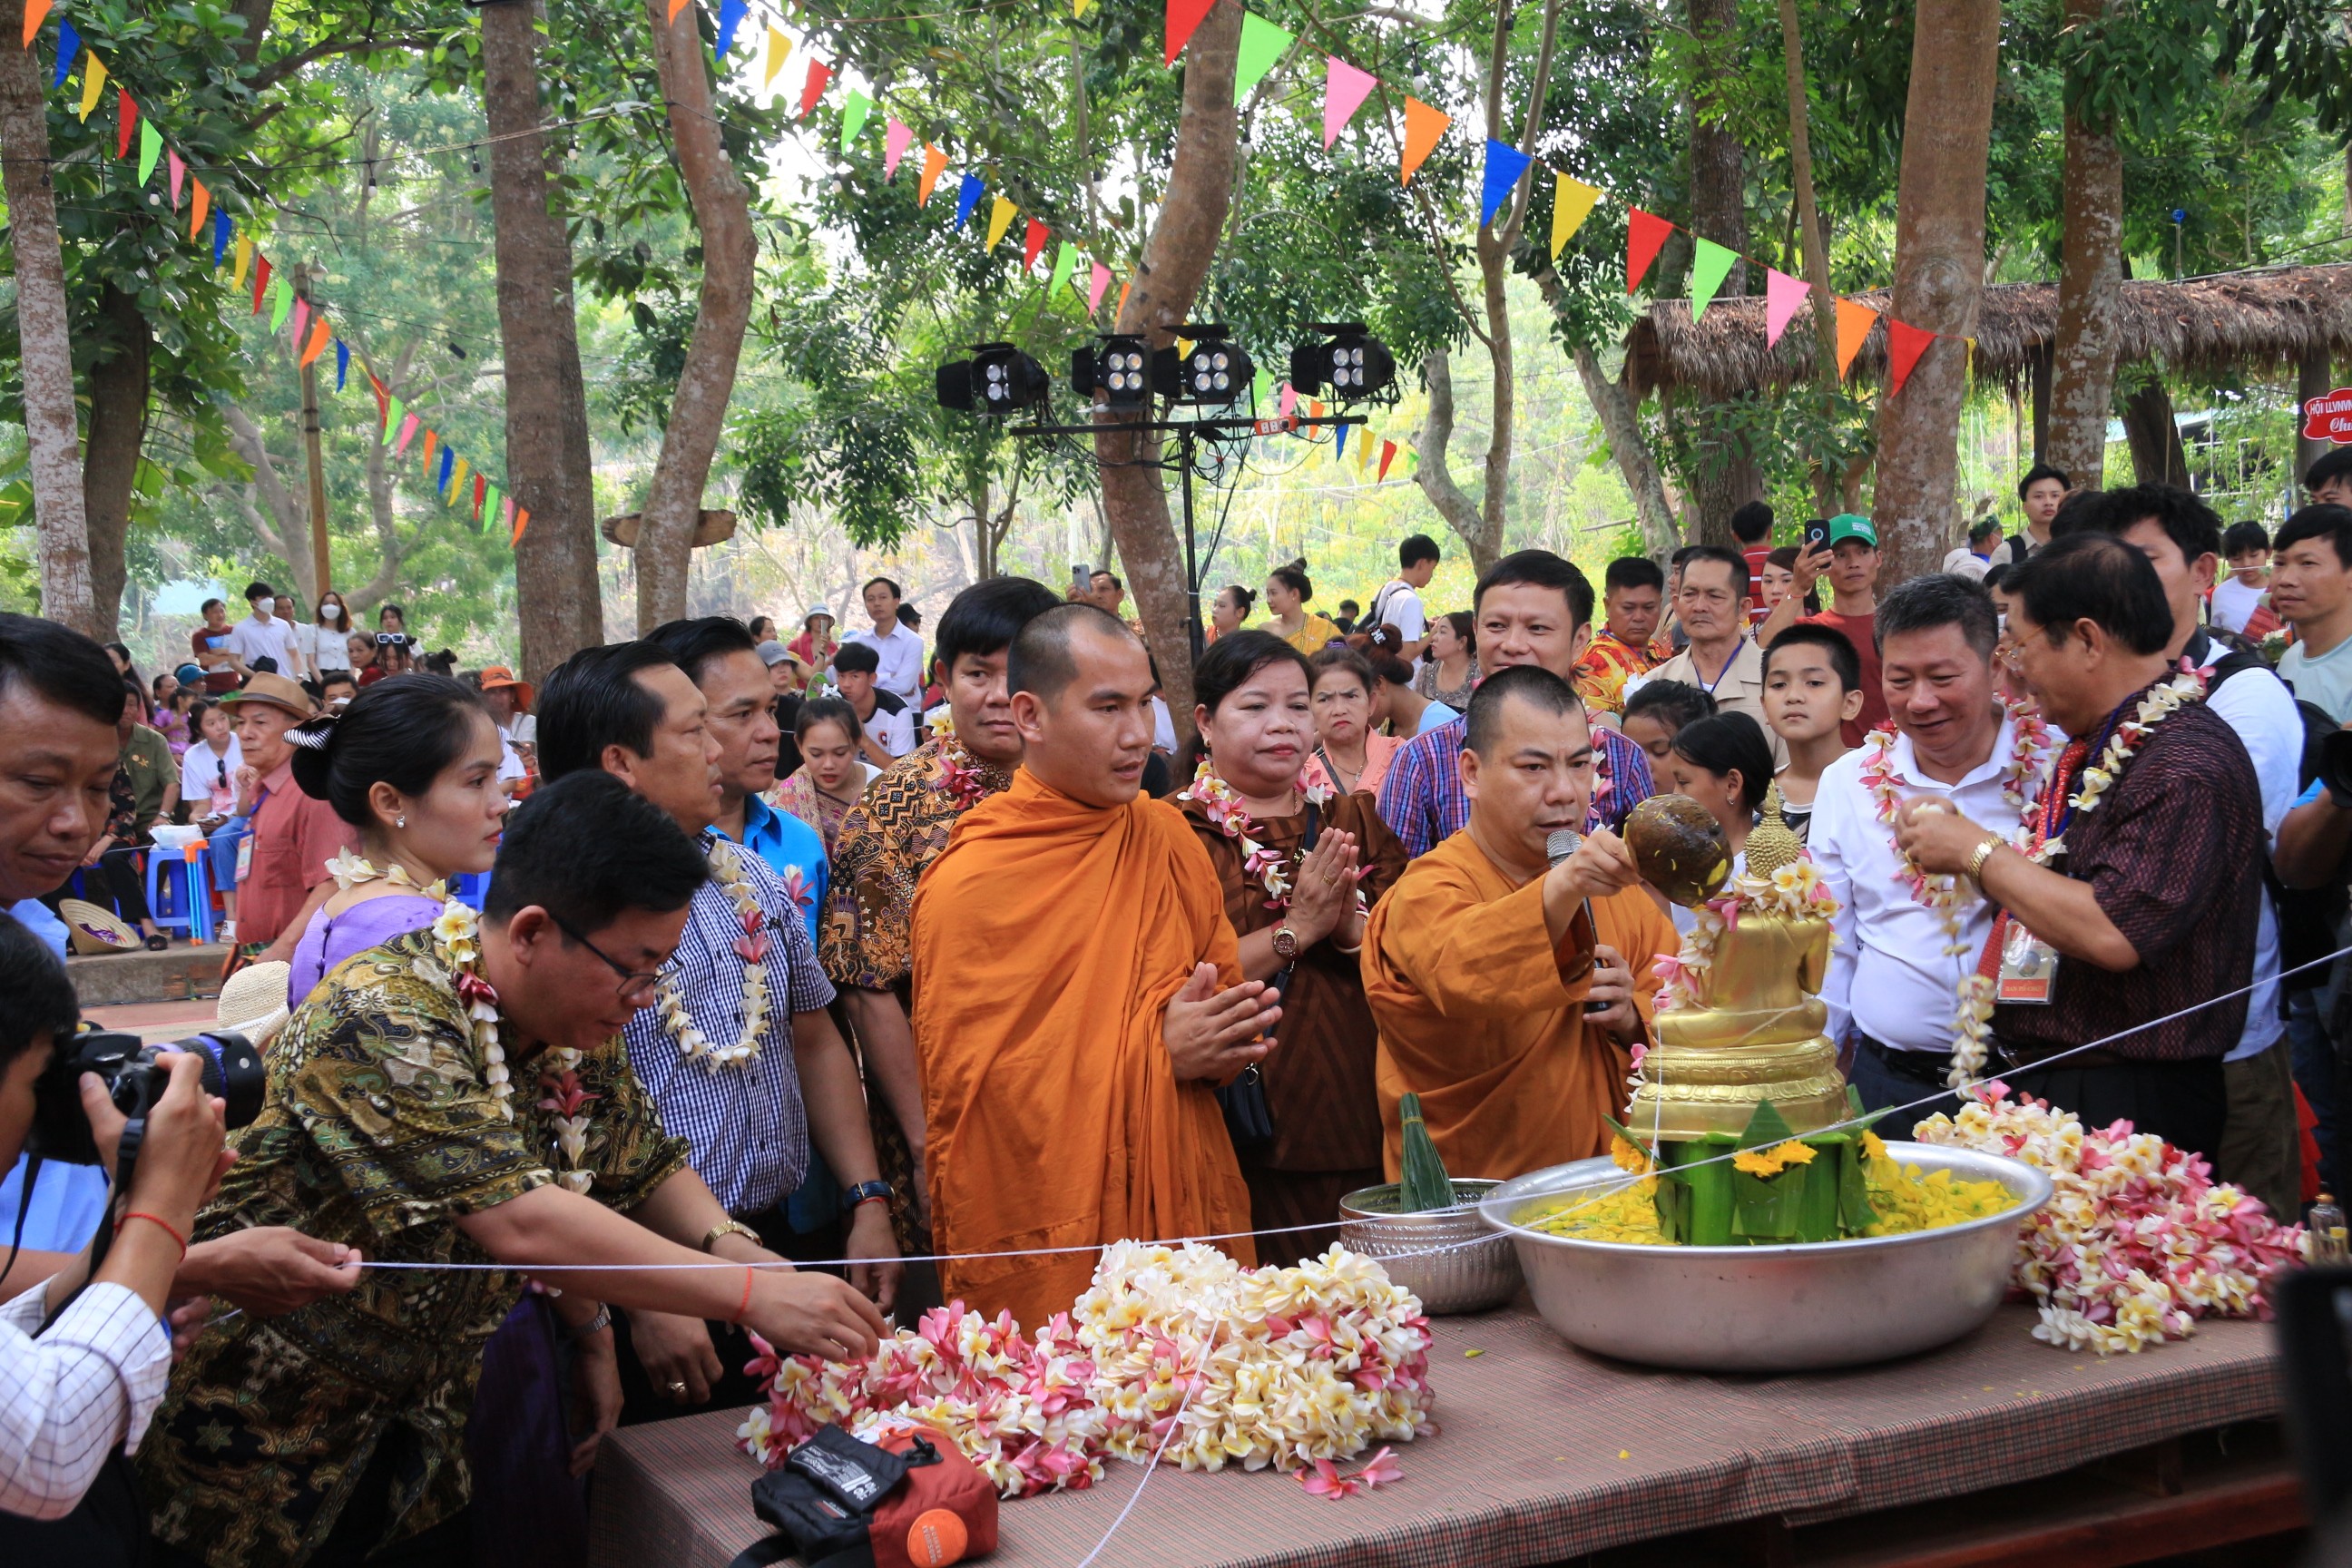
[141,927,688,1568]
[818,735,1014,995]
[1572,630,1672,718]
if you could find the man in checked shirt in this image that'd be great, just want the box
[536,642,900,1421]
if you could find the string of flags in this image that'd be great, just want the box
[19,4,534,545]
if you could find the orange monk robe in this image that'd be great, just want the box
[1362,828,1674,1182]
[910,769,1254,1327]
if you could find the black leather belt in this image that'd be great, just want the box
[1859,1034,1954,1086]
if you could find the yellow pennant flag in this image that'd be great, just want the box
[447,456,471,505]
[1550,174,1601,257]
[763,28,792,87]
[1073,0,1093,15]
[76,55,107,122]
[231,234,253,292]
[985,195,1017,250]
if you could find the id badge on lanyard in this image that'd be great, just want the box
[236,828,256,883]
[1996,919,2060,1004]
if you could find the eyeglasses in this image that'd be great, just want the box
[547,911,663,1004]
[377,632,412,646]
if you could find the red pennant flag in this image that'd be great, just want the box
[116,91,136,159]
[1377,439,1397,481]
[1885,318,1936,397]
[1626,209,1672,293]
[1021,217,1048,272]
[1164,0,1217,64]
[798,57,832,120]
[251,255,271,314]
[369,373,389,422]
[472,473,487,519]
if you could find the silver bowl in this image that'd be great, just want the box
[1339,1181,1521,1315]
[1479,1142,2051,1371]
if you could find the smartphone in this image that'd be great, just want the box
[1072,563,1091,593]
[1804,519,1830,554]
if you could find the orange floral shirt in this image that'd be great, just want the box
[1573,630,1672,717]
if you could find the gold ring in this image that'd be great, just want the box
[667,1381,688,1396]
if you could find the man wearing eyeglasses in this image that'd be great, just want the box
[535,642,899,1423]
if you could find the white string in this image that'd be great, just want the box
[1071,1315,1226,1568]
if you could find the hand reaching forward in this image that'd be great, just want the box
[1162,962,1280,1083]
[741,1269,888,1364]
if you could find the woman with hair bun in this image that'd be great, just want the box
[1209,583,1257,642]
[281,672,509,1009]
[1263,560,1343,655]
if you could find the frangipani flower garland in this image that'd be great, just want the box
[659,840,771,1069]
[1912,1084,2308,1354]
[1178,762,1361,914]
[739,1242,1436,1499]
[430,898,512,1117]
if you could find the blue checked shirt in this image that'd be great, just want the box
[1376,715,1654,858]
[622,836,836,1216]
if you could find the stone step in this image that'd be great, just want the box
[66,943,230,1007]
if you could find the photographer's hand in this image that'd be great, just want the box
[81,1054,230,1318]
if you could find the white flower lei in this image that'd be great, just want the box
[326,849,449,901]
[657,839,772,1070]
[1856,701,2052,1089]
[1176,760,1358,915]
[429,898,513,1120]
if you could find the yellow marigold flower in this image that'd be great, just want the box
[1610,1135,1651,1173]
[1861,1130,1888,1161]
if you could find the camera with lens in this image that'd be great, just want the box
[24,1029,266,1167]
[2318,729,2352,812]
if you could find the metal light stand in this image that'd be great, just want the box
[1005,409,1365,659]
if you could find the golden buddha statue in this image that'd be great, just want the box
[1622,786,1848,1141]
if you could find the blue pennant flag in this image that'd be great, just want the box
[52,21,79,89]
[1479,139,1534,230]
[1334,424,1348,462]
[212,210,230,266]
[953,173,984,231]
[436,446,455,495]
[335,339,349,392]
[715,0,749,58]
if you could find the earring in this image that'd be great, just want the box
[396,815,407,828]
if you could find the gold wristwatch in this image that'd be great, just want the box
[701,1218,762,1253]
[1965,835,2003,881]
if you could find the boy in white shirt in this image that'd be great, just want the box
[2209,521,2270,635]
[1365,534,1439,661]
[224,581,295,677]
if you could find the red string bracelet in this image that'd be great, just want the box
[732,1265,754,1326]
[117,1211,189,1260]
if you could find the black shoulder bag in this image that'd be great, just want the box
[1216,802,1318,1152]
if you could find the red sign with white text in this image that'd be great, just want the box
[2304,388,2352,445]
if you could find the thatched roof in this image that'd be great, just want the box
[1624,263,2352,401]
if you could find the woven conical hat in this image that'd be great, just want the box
[59,897,140,956]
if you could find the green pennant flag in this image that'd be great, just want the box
[484,483,501,529]
[1234,12,1292,102]
[840,90,872,150]
[382,396,404,444]
[1047,240,1079,300]
[1251,364,1272,409]
[270,274,294,331]
[1689,238,1740,320]
[136,118,162,185]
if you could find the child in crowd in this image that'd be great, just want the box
[1618,679,1716,766]
[1761,624,1865,844]
[2211,521,2278,639]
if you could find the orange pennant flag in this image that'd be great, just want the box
[667,0,691,21]
[300,317,330,368]
[1398,98,1449,186]
[916,143,948,206]
[1115,279,1132,321]
[22,0,51,48]
[512,506,531,547]
[421,429,439,472]
[1833,297,1879,381]
[189,180,210,241]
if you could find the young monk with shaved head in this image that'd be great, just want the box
[911,604,1280,1324]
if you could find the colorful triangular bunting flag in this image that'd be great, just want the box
[1234,12,1292,101]
[953,173,984,230]
[1550,173,1599,257]
[1834,298,1878,380]
[985,196,1018,250]
[1377,440,1397,481]
[916,143,948,205]
[1322,58,1377,148]
[1165,0,1217,65]
[1479,139,1533,229]
[714,0,748,59]
[1763,269,1808,346]
[1626,208,1672,293]
[137,118,162,185]
[49,19,75,87]
[1689,238,1739,319]
[1885,318,1936,397]
[1400,98,1449,186]
[1047,240,1079,299]
[1021,218,1049,272]
[840,88,871,147]
[764,28,792,87]
[883,118,913,179]
[1087,260,1112,313]
[798,57,831,119]
[24,0,53,50]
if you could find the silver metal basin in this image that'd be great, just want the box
[1479,1142,2052,1371]
[1339,1181,1522,1315]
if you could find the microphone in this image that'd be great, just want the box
[1546,829,1609,1014]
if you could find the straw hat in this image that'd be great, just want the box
[215,960,292,1051]
[58,897,140,956]
[477,665,536,712]
[218,671,318,720]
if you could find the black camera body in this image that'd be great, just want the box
[26,1029,266,1167]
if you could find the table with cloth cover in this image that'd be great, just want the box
[587,1304,2291,1568]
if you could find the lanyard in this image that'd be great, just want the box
[1692,639,1743,699]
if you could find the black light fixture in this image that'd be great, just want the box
[1289,322,1396,402]
[936,342,1052,415]
[1069,334,1152,408]
[1152,325,1252,406]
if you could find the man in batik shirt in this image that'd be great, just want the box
[1572,555,1673,718]
[821,576,1061,1251]
[142,776,886,1568]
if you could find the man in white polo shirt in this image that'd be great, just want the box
[841,576,926,705]
[224,581,296,677]
[1365,534,1439,661]
[1809,573,2027,1125]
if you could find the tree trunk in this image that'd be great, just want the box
[635,0,757,632]
[2044,0,2123,488]
[0,19,98,637]
[1573,346,1681,563]
[484,0,605,676]
[1414,348,1494,565]
[1777,0,1839,384]
[83,283,152,633]
[1682,0,1757,544]
[2299,348,2334,485]
[220,404,317,599]
[1870,0,2001,586]
[1098,0,1242,732]
[2029,345,2052,463]
[2121,377,2187,486]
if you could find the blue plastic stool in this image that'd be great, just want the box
[144,844,215,945]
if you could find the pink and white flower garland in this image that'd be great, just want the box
[1178,761,1360,915]
[658,840,771,1069]
[1911,1084,2308,1354]
[739,1241,1435,1499]
[1856,702,2052,1088]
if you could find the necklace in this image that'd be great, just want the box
[1313,743,1365,796]
[934,736,1009,810]
[1857,701,2052,1087]
[654,839,772,1070]
[428,898,514,1121]
[326,850,449,901]
[1178,760,1362,915]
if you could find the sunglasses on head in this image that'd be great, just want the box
[377,632,412,646]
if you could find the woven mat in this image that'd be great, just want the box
[586,1305,2283,1568]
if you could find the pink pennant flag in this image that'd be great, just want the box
[393,412,420,457]
[167,150,185,208]
[1322,58,1377,149]
[290,299,309,348]
[1278,382,1298,419]
[883,118,914,181]
[1764,268,1810,348]
[1086,260,1112,313]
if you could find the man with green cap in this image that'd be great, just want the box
[1764,514,1886,745]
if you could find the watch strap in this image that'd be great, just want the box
[701,1218,763,1254]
